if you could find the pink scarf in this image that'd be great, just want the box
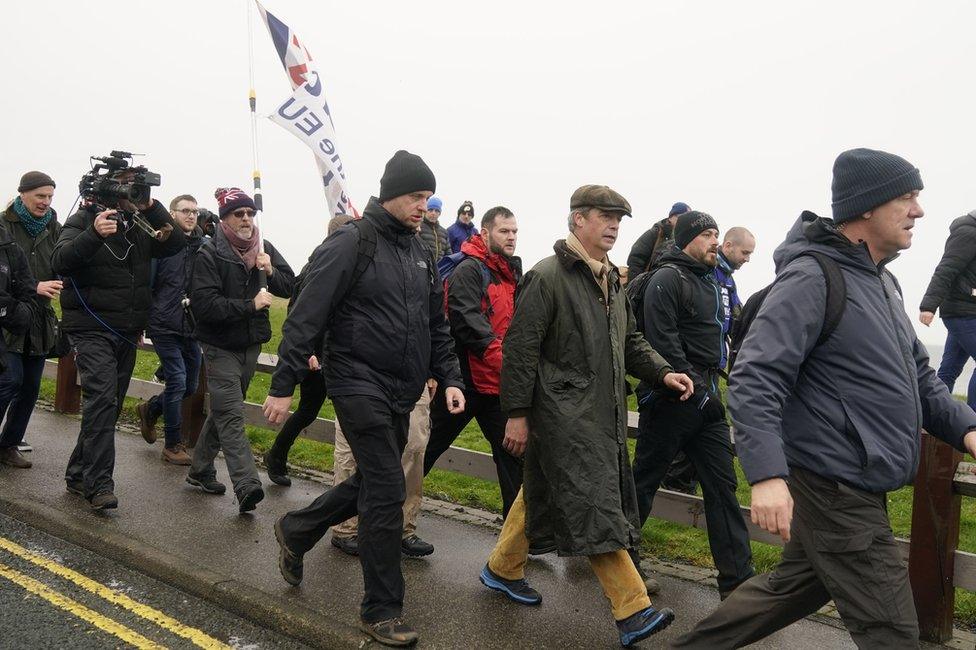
[219,221,261,270]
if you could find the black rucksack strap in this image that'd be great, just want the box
[800,251,847,346]
[350,219,377,287]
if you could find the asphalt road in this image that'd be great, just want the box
[0,513,308,649]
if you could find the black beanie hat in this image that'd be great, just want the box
[674,211,719,249]
[18,171,56,193]
[378,150,436,202]
[831,148,923,224]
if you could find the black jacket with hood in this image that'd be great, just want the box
[920,211,976,318]
[269,197,464,413]
[148,227,205,338]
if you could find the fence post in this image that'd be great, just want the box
[53,352,81,414]
[908,432,962,643]
[180,360,208,449]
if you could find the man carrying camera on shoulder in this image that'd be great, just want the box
[52,153,184,510]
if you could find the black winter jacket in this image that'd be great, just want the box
[2,204,60,355]
[52,201,185,333]
[639,249,724,395]
[920,211,976,318]
[0,226,38,344]
[148,227,205,338]
[269,197,464,413]
[418,218,449,259]
[190,228,294,351]
[626,217,672,273]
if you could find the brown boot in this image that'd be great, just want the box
[162,443,191,466]
[136,401,158,444]
[0,447,31,468]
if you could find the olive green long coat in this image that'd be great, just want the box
[501,240,672,556]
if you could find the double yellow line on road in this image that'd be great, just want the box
[0,535,232,650]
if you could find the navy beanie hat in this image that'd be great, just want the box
[831,148,923,224]
[669,201,690,217]
[378,150,436,202]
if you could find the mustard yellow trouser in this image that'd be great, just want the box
[486,488,651,620]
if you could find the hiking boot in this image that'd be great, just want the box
[401,534,434,557]
[359,617,419,647]
[274,519,303,586]
[616,605,674,647]
[136,402,158,444]
[237,486,264,513]
[331,534,359,557]
[479,564,542,605]
[186,473,226,495]
[162,443,191,466]
[89,491,118,511]
[65,480,84,496]
[16,441,31,453]
[263,450,291,486]
[0,447,31,469]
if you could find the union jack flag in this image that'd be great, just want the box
[255,1,315,90]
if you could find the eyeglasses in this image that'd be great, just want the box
[174,208,200,216]
[230,209,256,219]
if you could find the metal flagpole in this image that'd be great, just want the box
[246,0,268,290]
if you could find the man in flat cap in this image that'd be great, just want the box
[265,150,466,647]
[478,184,694,647]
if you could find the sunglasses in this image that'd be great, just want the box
[230,209,256,219]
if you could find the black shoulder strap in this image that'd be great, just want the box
[657,262,694,310]
[801,251,847,346]
[350,218,377,287]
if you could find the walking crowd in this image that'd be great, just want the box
[1,146,975,649]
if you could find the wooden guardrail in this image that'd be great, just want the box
[45,347,976,643]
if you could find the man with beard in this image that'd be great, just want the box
[478,185,694,647]
[187,188,294,513]
[423,206,523,519]
[631,211,755,600]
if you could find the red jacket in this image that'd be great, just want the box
[446,236,521,394]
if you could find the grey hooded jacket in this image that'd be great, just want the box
[729,211,976,493]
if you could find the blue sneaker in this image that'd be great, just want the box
[479,564,542,605]
[616,606,675,647]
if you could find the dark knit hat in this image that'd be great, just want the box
[378,150,436,202]
[831,148,923,224]
[214,187,257,218]
[457,200,474,217]
[18,171,56,193]
[674,210,719,249]
[669,201,690,217]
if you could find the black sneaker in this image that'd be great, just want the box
[273,519,303,586]
[65,480,84,497]
[479,564,542,605]
[237,486,264,513]
[616,606,675,647]
[186,473,226,495]
[263,450,291,487]
[401,534,434,557]
[360,617,418,647]
[89,491,118,511]
[331,534,359,556]
[527,541,557,555]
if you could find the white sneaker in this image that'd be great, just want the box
[16,441,32,453]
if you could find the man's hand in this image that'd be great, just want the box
[663,372,695,401]
[963,430,976,459]
[919,311,935,327]
[263,395,292,425]
[308,355,320,371]
[36,280,63,299]
[253,289,273,310]
[427,378,437,400]
[503,416,529,457]
[93,210,119,238]
[257,252,273,276]
[750,477,794,542]
[445,386,465,414]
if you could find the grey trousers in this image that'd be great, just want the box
[673,466,919,650]
[190,343,262,497]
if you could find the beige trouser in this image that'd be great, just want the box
[487,488,651,621]
[331,388,432,538]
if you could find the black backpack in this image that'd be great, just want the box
[626,262,694,332]
[727,251,846,373]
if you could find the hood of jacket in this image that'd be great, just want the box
[772,211,891,276]
[460,234,519,284]
[363,197,424,248]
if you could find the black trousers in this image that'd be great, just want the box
[267,370,327,462]
[632,394,754,593]
[65,330,138,499]
[422,387,521,518]
[673,467,919,649]
[279,395,409,623]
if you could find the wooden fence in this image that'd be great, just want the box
[45,346,976,643]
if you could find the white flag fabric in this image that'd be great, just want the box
[256,0,357,217]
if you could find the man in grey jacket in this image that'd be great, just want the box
[674,148,976,649]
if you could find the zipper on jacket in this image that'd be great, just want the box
[875,270,922,442]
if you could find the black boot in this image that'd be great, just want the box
[263,450,291,486]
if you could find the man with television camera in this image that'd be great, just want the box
[52,152,185,510]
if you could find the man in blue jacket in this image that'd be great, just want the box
[674,149,976,648]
